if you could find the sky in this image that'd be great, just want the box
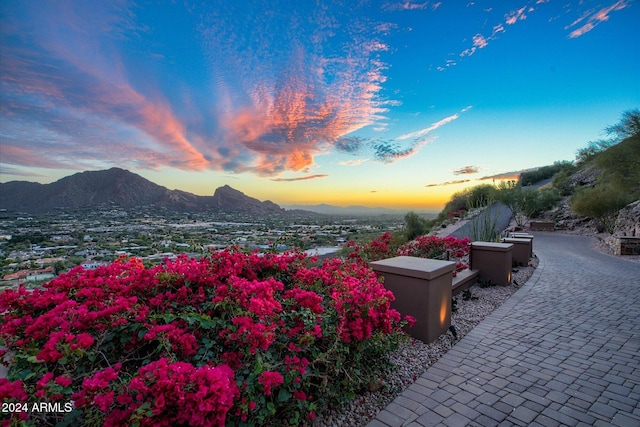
[1,0,638,212]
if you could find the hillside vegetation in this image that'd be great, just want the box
[566,109,640,232]
[412,109,639,237]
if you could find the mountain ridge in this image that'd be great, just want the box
[0,168,288,215]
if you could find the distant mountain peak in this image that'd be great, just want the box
[0,169,286,215]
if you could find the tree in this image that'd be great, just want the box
[576,108,640,164]
[404,211,428,241]
[576,139,617,165]
[605,108,640,140]
[496,182,561,226]
[465,184,497,210]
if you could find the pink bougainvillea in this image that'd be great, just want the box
[0,248,409,426]
[345,232,471,276]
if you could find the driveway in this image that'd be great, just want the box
[368,232,640,426]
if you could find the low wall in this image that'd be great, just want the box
[470,242,513,286]
[614,236,640,256]
[370,256,455,344]
[530,221,555,232]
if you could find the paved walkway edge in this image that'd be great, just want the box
[367,234,640,427]
[366,255,547,427]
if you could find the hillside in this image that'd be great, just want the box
[0,168,287,215]
[520,134,639,250]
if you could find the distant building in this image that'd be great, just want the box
[2,266,55,282]
[81,261,108,270]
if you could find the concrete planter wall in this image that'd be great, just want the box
[530,221,555,231]
[470,242,513,286]
[501,237,532,266]
[509,232,534,257]
[370,256,455,344]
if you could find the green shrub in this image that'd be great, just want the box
[520,161,574,186]
[552,166,578,196]
[570,185,632,232]
[593,134,640,198]
[439,184,496,221]
[404,211,429,241]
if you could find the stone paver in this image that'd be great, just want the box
[367,233,640,427]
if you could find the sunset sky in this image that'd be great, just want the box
[1,1,638,212]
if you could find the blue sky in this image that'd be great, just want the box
[1,0,638,211]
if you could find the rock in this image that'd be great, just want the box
[569,166,601,187]
[613,200,640,237]
[367,379,385,392]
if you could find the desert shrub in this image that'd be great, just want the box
[593,134,640,198]
[518,188,562,220]
[520,161,575,186]
[465,185,497,210]
[439,184,496,221]
[570,184,632,232]
[467,205,501,242]
[536,188,562,214]
[439,192,469,220]
[552,166,578,196]
[575,139,617,166]
[0,249,412,426]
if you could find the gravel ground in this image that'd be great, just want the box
[310,257,538,427]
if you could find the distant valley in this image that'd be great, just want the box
[283,203,436,217]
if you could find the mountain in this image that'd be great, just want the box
[210,185,284,215]
[0,168,286,215]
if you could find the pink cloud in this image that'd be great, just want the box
[425,179,470,187]
[479,171,528,181]
[506,6,528,25]
[567,0,629,38]
[3,2,398,178]
[270,174,329,182]
[383,2,430,11]
[453,165,480,175]
[460,33,488,56]
[455,4,540,62]
[472,34,488,48]
[1,2,210,172]
[0,145,71,169]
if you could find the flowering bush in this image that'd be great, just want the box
[446,209,467,219]
[346,232,471,276]
[345,231,398,264]
[0,248,411,426]
[398,235,471,275]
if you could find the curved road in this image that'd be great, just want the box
[369,232,640,426]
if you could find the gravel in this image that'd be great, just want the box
[310,256,539,427]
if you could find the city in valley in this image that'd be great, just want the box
[0,208,412,288]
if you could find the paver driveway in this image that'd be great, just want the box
[367,232,640,427]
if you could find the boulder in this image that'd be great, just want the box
[569,166,601,187]
[613,200,640,237]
